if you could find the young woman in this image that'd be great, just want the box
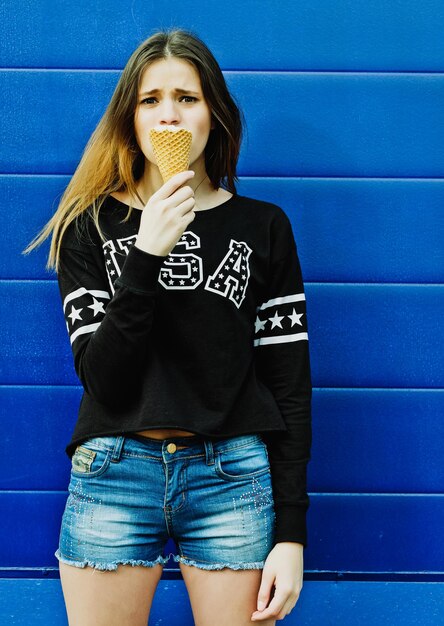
[24,29,312,626]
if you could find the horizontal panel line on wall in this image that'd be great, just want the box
[1,569,444,583]
[3,174,444,182]
[1,385,443,391]
[1,280,443,287]
[3,173,444,182]
[314,493,444,497]
[2,68,444,77]
[0,377,379,389]
[2,491,443,497]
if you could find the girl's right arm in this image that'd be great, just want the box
[57,171,196,408]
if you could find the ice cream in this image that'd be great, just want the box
[149,125,193,183]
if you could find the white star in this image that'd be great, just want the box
[110,270,115,276]
[162,272,168,277]
[269,310,284,329]
[168,279,174,285]
[193,266,198,272]
[181,235,186,240]
[179,280,185,285]
[215,282,220,288]
[180,258,185,262]
[224,265,229,270]
[68,305,83,324]
[288,308,304,327]
[88,298,105,317]
[191,277,197,283]
[254,316,267,333]
[106,259,111,265]
[218,273,224,278]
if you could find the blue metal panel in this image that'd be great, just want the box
[0,282,72,384]
[0,386,82,489]
[312,389,444,492]
[1,282,442,388]
[308,284,443,388]
[1,580,442,626]
[2,72,444,176]
[238,178,444,284]
[3,175,444,283]
[1,492,443,573]
[1,175,64,280]
[1,580,444,625]
[309,494,444,572]
[2,0,444,71]
[1,387,443,494]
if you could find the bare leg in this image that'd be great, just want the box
[179,562,276,626]
[59,561,164,626]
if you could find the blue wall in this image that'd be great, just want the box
[1,1,443,624]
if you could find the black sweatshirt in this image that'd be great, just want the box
[57,193,312,547]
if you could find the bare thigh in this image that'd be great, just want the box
[179,562,276,626]
[59,561,164,626]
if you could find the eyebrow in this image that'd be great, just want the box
[139,88,200,96]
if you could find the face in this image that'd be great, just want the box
[134,57,214,174]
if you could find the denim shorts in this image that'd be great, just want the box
[54,432,276,572]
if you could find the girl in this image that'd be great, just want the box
[24,29,312,625]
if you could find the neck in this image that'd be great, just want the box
[136,155,213,206]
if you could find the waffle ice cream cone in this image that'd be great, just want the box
[149,126,193,182]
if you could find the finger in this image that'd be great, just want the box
[175,197,196,216]
[255,570,276,613]
[164,184,194,207]
[256,581,273,613]
[155,170,195,200]
[251,592,285,621]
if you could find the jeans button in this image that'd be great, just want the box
[167,443,177,454]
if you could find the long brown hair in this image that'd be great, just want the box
[23,29,244,272]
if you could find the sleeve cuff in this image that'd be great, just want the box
[115,243,167,294]
[273,504,308,548]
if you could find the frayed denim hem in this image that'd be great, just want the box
[172,554,265,571]
[54,549,170,571]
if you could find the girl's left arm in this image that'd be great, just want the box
[252,209,312,620]
[254,209,312,549]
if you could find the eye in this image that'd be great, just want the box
[140,97,157,105]
[180,96,198,103]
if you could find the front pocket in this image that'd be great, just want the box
[215,442,271,482]
[71,441,111,479]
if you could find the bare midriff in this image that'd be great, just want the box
[134,428,197,440]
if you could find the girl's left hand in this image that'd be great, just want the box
[251,542,304,622]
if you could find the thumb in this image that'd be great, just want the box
[256,575,274,611]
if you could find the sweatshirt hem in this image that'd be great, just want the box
[65,424,288,459]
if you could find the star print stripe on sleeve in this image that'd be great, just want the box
[254,293,308,346]
[63,287,111,345]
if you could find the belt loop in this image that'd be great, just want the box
[204,439,215,465]
[110,436,125,463]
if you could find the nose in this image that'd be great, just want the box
[159,97,180,125]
